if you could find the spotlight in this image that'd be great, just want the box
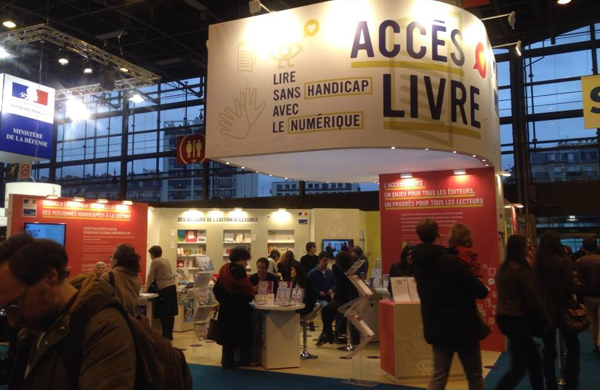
[557,0,571,4]
[2,20,16,29]
[58,50,69,65]
[128,92,144,104]
[119,67,129,73]
[401,173,413,179]
[453,169,467,175]
[97,199,108,203]
[514,203,524,209]
[73,197,85,202]
[66,97,90,121]
[122,200,133,205]
[499,171,511,177]
[83,60,93,74]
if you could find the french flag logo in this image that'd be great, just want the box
[12,82,49,106]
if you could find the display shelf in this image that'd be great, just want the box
[177,229,207,243]
[178,242,207,245]
[267,230,295,255]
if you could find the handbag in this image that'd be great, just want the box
[564,294,590,332]
[147,281,159,294]
[206,306,220,342]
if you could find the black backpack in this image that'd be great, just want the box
[65,292,193,390]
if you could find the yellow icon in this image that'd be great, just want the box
[303,19,319,37]
[269,42,303,68]
[237,41,256,72]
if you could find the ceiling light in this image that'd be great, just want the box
[2,21,16,29]
[504,205,512,209]
[83,61,93,74]
[569,215,576,219]
[391,146,396,150]
[73,197,85,202]
[401,173,413,179]
[493,40,522,56]
[46,195,59,200]
[482,159,487,162]
[481,11,516,30]
[515,40,522,56]
[234,207,243,212]
[454,169,467,175]
[58,52,69,65]
[122,200,133,205]
[452,150,457,154]
[97,199,108,203]
[128,92,144,104]
[225,162,230,165]
[425,148,429,151]
[557,0,571,4]
[284,177,288,180]
[269,174,272,177]
[472,154,477,158]
[0,46,11,59]
[120,67,129,72]
[499,170,511,177]
[514,203,524,209]
[485,164,490,167]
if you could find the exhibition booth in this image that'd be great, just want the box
[2,0,511,386]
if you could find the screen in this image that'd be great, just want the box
[322,239,354,258]
[24,223,66,246]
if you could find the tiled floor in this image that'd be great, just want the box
[174,319,501,389]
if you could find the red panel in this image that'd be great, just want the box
[379,168,504,351]
[463,0,490,8]
[379,300,396,376]
[10,195,149,283]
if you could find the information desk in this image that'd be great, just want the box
[251,302,304,370]
[379,300,463,380]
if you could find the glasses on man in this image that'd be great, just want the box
[1,286,30,316]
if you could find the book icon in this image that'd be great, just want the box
[237,42,256,72]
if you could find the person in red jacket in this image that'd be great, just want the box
[448,223,482,278]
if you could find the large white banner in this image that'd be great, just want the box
[206,0,500,170]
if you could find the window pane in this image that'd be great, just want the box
[527,49,593,83]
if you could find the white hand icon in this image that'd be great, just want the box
[219,88,266,139]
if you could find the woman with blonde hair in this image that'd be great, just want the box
[448,222,481,278]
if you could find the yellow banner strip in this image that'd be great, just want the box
[42,216,131,222]
[351,61,465,76]
[384,194,476,200]
[385,204,484,210]
[383,186,426,191]
[42,206,131,214]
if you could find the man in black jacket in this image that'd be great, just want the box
[411,219,489,390]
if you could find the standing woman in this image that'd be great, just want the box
[213,246,254,368]
[532,231,580,390]
[495,235,545,390]
[146,245,178,340]
[103,243,142,317]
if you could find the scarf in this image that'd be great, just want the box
[218,263,254,296]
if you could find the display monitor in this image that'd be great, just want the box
[322,239,354,258]
[24,223,67,246]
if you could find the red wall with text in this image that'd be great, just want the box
[9,195,148,282]
[380,168,503,351]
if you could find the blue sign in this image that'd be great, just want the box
[0,112,53,159]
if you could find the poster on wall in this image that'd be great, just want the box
[0,74,56,163]
[9,194,149,281]
[379,167,502,351]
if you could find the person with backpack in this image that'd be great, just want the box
[0,233,136,390]
[102,243,142,317]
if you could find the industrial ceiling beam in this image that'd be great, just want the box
[0,24,161,99]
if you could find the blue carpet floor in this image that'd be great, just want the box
[2,332,599,389]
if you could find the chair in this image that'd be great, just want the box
[300,302,321,360]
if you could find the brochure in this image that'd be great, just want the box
[390,277,411,303]
[258,281,273,295]
[275,281,292,305]
[194,255,214,271]
[407,277,421,303]
[291,288,305,305]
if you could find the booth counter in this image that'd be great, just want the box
[251,302,304,370]
[379,300,463,380]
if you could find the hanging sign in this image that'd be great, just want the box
[176,134,206,165]
[206,0,500,168]
[582,75,600,129]
[0,74,56,163]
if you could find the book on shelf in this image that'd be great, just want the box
[224,232,234,242]
[177,230,186,243]
[197,230,206,243]
[235,232,244,243]
[185,230,197,243]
